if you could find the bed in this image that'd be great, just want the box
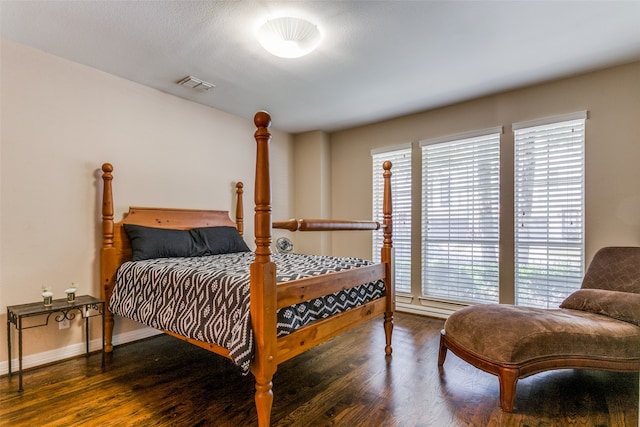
[100,111,394,427]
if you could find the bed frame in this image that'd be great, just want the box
[100,111,394,427]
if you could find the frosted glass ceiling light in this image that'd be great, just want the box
[257,16,321,59]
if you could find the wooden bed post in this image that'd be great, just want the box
[382,161,394,356]
[101,163,116,353]
[236,182,244,236]
[250,111,278,427]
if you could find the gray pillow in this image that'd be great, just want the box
[560,288,640,326]
[191,226,251,255]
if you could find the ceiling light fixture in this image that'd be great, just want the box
[257,16,321,59]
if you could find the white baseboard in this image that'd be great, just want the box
[396,301,451,319]
[1,327,162,376]
[110,326,163,347]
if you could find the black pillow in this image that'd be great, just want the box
[124,224,207,261]
[191,226,251,255]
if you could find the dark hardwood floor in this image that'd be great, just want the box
[1,313,637,426]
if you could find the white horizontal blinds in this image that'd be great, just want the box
[421,130,501,304]
[514,113,585,308]
[372,145,412,294]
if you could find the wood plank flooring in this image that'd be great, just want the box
[1,313,637,426]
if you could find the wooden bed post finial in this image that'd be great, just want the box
[254,110,272,130]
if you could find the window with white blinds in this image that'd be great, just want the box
[514,112,586,308]
[372,145,412,294]
[420,129,501,304]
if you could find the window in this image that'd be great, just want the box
[420,129,501,304]
[372,144,412,294]
[514,112,586,308]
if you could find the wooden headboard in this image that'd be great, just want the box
[113,207,239,263]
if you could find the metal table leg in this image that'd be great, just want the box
[18,316,23,392]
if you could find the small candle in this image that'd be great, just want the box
[42,290,53,307]
[65,284,77,303]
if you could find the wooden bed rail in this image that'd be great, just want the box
[273,219,384,232]
[272,159,393,235]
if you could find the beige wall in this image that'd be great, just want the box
[329,61,640,305]
[0,40,293,370]
[290,130,332,255]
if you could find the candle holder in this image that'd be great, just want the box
[42,290,53,307]
[66,291,76,303]
[65,283,78,303]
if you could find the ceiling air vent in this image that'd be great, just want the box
[177,76,215,91]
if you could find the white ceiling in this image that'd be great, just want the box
[2,1,640,133]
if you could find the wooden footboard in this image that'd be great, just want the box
[274,261,388,364]
[272,159,395,363]
[99,111,394,427]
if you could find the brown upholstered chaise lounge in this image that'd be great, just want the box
[438,246,640,412]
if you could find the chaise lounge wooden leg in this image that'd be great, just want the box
[497,367,519,412]
[437,332,448,366]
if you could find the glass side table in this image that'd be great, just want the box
[6,295,105,391]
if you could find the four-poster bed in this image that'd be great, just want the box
[100,111,394,426]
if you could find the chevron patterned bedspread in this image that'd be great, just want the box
[110,252,385,373]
